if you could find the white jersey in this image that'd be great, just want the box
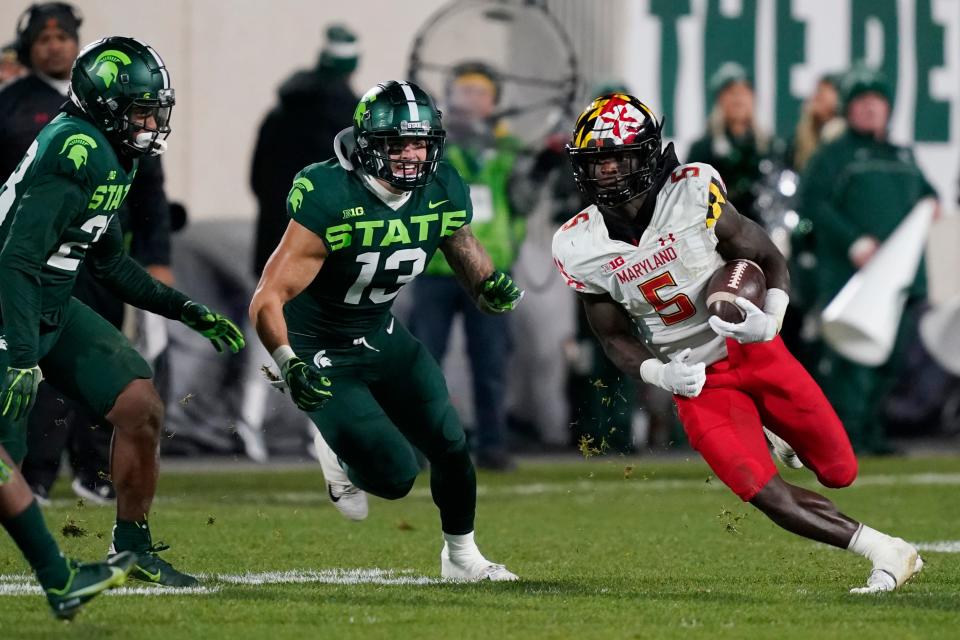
[552,162,729,366]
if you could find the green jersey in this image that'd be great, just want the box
[284,159,473,341]
[0,111,187,366]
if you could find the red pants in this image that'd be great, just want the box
[674,337,857,501]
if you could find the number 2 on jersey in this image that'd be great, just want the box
[637,271,696,325]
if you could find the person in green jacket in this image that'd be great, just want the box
[409,62,526,470]
[687,62,782,224]
[797,66,936,454]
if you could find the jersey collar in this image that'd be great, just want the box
[359,172,411,210]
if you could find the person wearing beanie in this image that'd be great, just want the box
[797,65,937,454]
[0,2,81,179]
[251,23,361,279]
[687,62,782,224]
[0,4,177,508]
[247,25,361,459]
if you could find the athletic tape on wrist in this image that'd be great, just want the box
[271,345,296,371]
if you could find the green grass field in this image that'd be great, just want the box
[2,455,959,639]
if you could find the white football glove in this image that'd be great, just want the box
[708,288,789,344]
[639,348,706,398]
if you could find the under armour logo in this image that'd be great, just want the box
[658,233,676,247]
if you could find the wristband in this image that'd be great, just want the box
[639,358,663,387]
[763,288,790,333]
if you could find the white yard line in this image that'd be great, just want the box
[914,540,960,553]
[217,568,439,586]
[0,580,219,596]
[5,536,960,597]
[0,568,438,596]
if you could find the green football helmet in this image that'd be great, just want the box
[353,80,445,190]
[68,36,174,156]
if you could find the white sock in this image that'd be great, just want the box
[443,531,484,559]
[847,524,893,562]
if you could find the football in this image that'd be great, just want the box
[706,259,767,323]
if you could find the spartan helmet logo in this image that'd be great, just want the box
[287,177,315,213]
[59,134,98,170]
[93,49,133,88]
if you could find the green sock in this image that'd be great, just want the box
[1,501,70,590]
[112,519,152,552]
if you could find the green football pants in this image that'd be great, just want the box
[291,316,476,534]
[0,298,153,463]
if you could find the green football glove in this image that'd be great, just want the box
[282,357,333,412]
[478,271,524,314]
[1,365,43,421]
[181,302,246,353]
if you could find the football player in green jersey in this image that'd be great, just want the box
[0,441,136,619]
[0,37,245,588]
[250,81,523,581]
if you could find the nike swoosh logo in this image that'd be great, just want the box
[386,318,395,335]
[136,565,162,582]
[328,485,341,503]
[428,199,449,209]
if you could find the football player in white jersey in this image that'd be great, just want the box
[552,93,921,593]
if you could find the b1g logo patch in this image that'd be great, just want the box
[600,255,627,275]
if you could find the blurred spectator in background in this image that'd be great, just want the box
[687,62,780,223]
[0,41,26,88]
[0,2,80,179]
[251,24,360,277]
[788,74,843,172]
[0,2,174,504]
[780,74,844,369]
[408,62,525,470]
[798,66,936,455]
[246,24,359,461]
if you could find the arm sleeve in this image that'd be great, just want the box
[798,149,861,251]
[0,174,87,367]
[125,156,171,267]
[87,215,189,319]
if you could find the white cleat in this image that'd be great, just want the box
[314,430,368,521]
[440,543,519,582]
[850,539,923,594]
[763,427,803,469]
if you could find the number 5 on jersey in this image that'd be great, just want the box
[638,271,696,325]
